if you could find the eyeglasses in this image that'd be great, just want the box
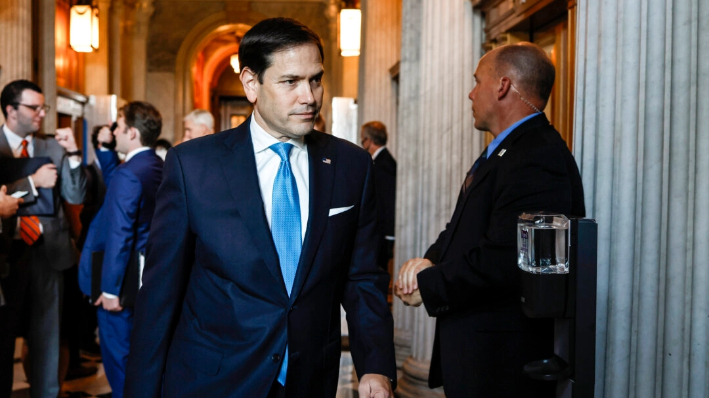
[16,103,51,113]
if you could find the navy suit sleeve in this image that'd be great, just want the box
[342,157,397,386]
[101,167,142,295]
[95,149,120,188]
[418,143,576,317]
[124,148,195,398]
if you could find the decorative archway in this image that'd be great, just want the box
[173,10,266,142]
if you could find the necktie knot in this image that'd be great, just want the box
[20,139,30,158]
[270,142,294,162]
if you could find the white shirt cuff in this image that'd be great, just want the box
[27,176,38,197]
[102,292,118,299]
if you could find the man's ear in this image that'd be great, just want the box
[240,67,259,104]
[128,126,140,142]
[497,77,512,101]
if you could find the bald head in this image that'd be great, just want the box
[489,42,555,106]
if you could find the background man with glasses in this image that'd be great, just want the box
[0,79,86,398]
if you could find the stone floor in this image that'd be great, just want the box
[11,338,360,398]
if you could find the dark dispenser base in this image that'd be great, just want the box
[520,271,570,319]
[519,218,597,398]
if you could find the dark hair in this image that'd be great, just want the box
[109,121,118,133]
[239,18,324,83]
[119,101,162,147]
[153,138,172,150]
[1,79,43,118]
[494,43,555,104]
[91,124,108,149]
[361,121,388,146]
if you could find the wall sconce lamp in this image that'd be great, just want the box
[339,8,361,57]
[230,54,240,74]
[70,2,99,53]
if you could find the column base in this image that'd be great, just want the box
[395,356,445,398]
[394,328,412,369]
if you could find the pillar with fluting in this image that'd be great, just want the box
[124,0,153,101]
[573,0,709,397]
[394,0,484,396]
[37,0,56,133]
[85,0,112,96]
[109,0,124,97]
[357,0,402,157]
[0,0,32,125]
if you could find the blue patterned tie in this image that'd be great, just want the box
[270,142,302,385]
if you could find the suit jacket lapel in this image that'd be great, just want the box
[219,119,285,293]
[0,127,13,158]
[439,114,550,258]
[33,135,47,157]
[289,131,335,302]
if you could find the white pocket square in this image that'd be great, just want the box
[328,205,354,217]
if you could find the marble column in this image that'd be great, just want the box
[37,0,56,133]
[0,0,32,125]
[357,0,402,156]
[122,0,153,101]
[574,0,709,397]
[85,0,112,96]
[109,0,124,97]
[395,0,484,396]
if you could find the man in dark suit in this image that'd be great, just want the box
[395,43,586,397]
[0,79,86,398]
[78,102,163,398]
[360,121,396,272]
[124,18,395,398]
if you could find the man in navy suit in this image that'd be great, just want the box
[124,18,395,398]
[78,102,163,398]
[396,43,585,397]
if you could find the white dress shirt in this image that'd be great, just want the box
[250,116,309,241]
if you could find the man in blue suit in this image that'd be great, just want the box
[124,18,396,398]
[78,101,163,398]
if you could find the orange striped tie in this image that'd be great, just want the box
[19,140,41,245]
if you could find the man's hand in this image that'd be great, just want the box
[31,163,58,188]
[394,285,423,307]
[0,185,23,218]
[396,258,433,294]
[94,294,123,312]
[358,374,392,398]
[55,127,79,152]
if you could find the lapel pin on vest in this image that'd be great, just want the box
[322,158,331,164]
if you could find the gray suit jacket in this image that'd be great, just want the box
[0,127,86,271]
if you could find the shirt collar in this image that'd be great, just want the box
[125,146,151,162]
[250,114,307,154]
[487,113,540,158]
[3,124,33,151]
[372,146,386,160]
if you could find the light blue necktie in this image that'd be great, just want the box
[270,142,302,385]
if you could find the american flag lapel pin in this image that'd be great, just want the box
[498,149,507,157]
[322,158,331,164]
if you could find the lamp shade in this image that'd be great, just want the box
[230,54,240,73]
[339,9,361,57]
[91,6,99,50]
[70,5,95,52]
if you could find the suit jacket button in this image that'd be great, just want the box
[272,354,281,362]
